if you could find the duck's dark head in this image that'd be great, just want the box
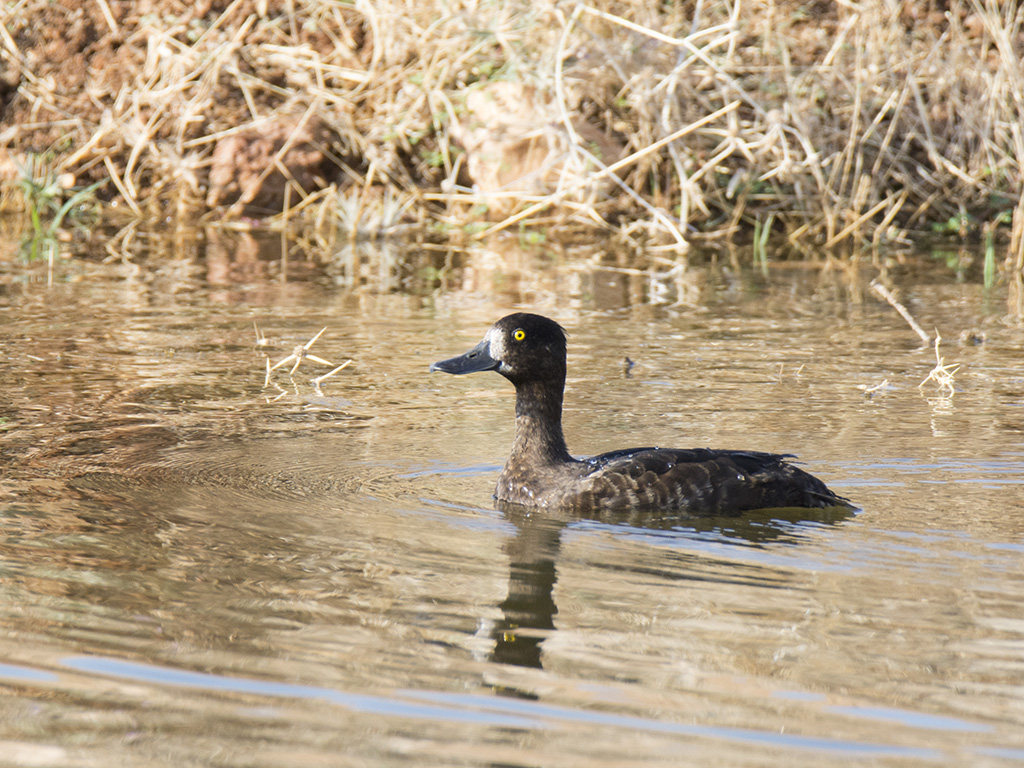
[429,313,567,387]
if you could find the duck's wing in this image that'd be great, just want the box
[575,446,847,514]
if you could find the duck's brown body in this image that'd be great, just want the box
[431,313,849,515]
[498,445,841,513]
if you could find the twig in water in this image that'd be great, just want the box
[269,327,333,376]
[919,333,959,395]
[870,279,930,344]
[312,359,352,396]
[775,362,804,382]
[253,321,269,348]
[858,379,889,398]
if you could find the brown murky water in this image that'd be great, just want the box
[1,236,1023,767]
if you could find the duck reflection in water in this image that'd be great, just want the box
[488,502,855,679]
[431,313,854,678]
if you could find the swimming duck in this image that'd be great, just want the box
[430,313,849,514]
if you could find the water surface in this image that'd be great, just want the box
[1,238,1023,766]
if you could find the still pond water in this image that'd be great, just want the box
[1,237,1023,767]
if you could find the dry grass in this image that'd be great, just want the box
[1,0,1022,262]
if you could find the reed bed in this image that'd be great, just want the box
[1,0,1022,262]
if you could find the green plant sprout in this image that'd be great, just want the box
[15,155,107,263]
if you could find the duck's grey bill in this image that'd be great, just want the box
[429,338,499,374]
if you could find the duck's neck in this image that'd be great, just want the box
[511,379,573,466]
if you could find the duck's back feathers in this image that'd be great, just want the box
[570,446,845,514]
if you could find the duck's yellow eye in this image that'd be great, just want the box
[513,329,526,342]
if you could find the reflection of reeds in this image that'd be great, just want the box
[1,1,1021,259]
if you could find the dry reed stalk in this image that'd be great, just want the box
[870,279,930,345]
[827,193,898,249]
[1012,187,1024,272]
[871,191,909,249]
